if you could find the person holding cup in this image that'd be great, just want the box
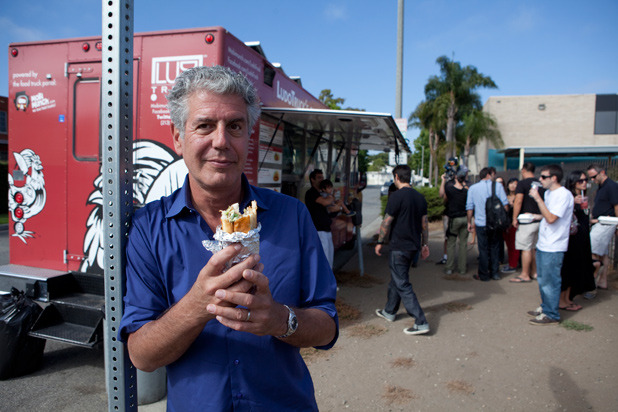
[558,171,596,311]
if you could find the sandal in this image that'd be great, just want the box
[559,303,582,311]
[509,276,532,283]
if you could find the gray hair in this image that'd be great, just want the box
[166,66,261,137]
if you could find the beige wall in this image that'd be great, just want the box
[473,94,618,170]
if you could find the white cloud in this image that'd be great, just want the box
[324,3,348,21]
[0,17,47,43]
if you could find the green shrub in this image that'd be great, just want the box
[380,186,445,222]
[416,186,445,221]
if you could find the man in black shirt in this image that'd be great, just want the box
[374,165,430,335]
[305,169,336,269]
[587,164,618,289]
[439,168,469,275]
[511,162,544,283]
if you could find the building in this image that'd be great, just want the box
[471,94,618,172]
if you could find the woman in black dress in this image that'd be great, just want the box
[559,171,597,311]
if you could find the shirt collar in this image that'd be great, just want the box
[165,173,270,219]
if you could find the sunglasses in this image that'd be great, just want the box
[588,173,598,179]
[577,178,588,183]
[539,174,552,180]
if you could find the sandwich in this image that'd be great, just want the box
[220,200,258,234]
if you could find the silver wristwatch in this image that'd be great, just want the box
[277,304,298,338]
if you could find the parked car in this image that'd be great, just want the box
[380,180,393,197]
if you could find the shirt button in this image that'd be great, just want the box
[236,393,243,399]
[234,359,240,365]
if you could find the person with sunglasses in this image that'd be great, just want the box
[586,164,618,290]
[527,165,574,325]
[510,162,544,283]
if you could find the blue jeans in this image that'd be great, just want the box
[536,250,565,320]
[476,226,500,280]
[384,250,427,325]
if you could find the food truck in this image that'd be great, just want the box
[3,27,409,346]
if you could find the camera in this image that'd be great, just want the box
[444,157,459,181]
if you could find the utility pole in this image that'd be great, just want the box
[395,0,404,118]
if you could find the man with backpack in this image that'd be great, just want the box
[466,167,509,281]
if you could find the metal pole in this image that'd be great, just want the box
[102,1,137,410]
[395,0,404,118]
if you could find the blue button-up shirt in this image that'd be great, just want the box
[465,179,509,227]
[119,175,338,412]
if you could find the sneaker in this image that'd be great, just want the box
[491,274,501,280]
[583,291,597,300]
[501,266,516,274]
[375,309,396,322]
[403,323,430,335]
[435,258,447,265]
[527,306,543,317]
[529,313,559,325]
[444,269,453,275]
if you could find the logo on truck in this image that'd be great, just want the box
[150,55,204,102]
[8,149,47,243]
[80,140,187,273]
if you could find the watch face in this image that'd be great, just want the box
[291,316,298,330]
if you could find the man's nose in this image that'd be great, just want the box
[212,124,229,148]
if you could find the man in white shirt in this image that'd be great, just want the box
[528,164,574,325]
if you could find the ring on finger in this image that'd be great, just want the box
[246,310,251,322]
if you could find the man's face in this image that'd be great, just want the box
[311,173,324,189]
[539,170,553,189]
[587,169,602,185]
[172,90,249,192]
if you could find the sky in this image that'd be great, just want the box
[1,0,617,144]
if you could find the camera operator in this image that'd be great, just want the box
[439,166,470,275]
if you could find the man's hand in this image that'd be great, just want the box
[375,244,383,256]
[206,267,288,337]
[420,245,430,259]
[512,218,519,229]
[190,245,262,318]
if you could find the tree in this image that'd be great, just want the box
[319,89,345,110]
[424,56,497,159]
[460,109,503,166]
[409,97,447,186]
[367,153,389,172]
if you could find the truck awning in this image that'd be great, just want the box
[261,107,411,155]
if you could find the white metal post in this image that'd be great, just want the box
[102,1,137,410]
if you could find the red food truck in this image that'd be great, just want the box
[3,27,409,346]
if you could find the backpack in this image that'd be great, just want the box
[485,181,510,231]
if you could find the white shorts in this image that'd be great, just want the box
[318,231,334,269]
[515,221,540,251]
[590,223,616,256]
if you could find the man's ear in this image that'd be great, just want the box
[171,123,183,156]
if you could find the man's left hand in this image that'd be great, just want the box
[206,267,287,337]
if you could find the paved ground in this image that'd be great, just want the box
[1,192,617,411]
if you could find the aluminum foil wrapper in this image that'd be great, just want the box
[202,223,261,270]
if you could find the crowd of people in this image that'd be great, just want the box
[434,161,617,325]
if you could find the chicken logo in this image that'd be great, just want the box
[8,149,47,243]
[80,140,187,273]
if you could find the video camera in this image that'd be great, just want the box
[444,157,459,181]
[444,157,469,183]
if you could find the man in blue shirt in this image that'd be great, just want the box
[119,66,338,411]
[466,167,509,281]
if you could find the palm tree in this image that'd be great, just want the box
[460,109,503,167]
[410,98,447,186]
[425,56,497,160]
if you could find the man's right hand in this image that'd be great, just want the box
[191,245,263,319]
[512,218,519,229]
